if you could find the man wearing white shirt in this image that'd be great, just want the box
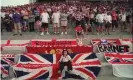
[96,11,104,35]
[121,12,127,31]
[104,12,112,35]
[40,9,49,35]
[52,9,60,34]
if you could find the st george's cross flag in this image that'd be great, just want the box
[13,53,101,80]
[104,52,133,78]
[0,54,15,78]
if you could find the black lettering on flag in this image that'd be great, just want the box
[112,45,119,52]
[98,45,105,52]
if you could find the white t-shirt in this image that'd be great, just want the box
[1,12,5,18]
[96,14,104,23]
[52,12,60,23]
[59,55,71,62]
[104,15,112,23]
[41,12,49,23]
[121,14,126,22]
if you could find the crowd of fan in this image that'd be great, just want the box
[1,1,133,36]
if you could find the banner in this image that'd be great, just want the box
[1,65,10,78]
[1,54,15,65]
[91,39,130,52]
[0,54,15,78]
[26,46,93,54]
[104,52,133,78]
[13,53,101,80]
[31,39,77,46]
[1,40,30,51]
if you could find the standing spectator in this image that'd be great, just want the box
[34,8,40,27]
[96,11,104,35]
[22,9,29,31]
[40,9,49,35]
[119,11,127,31]
[112,10,118,31]
[104,12,112,35]
[13,10,22,36]
[74,11,83,27]
[4,14,13,32]
[60,9,69,35]
[28,11,35,32]
[52,9,60,34]
[89,11,95,34]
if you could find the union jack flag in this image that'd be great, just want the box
[13,53,101,80]
[0,54,15,78]
[104,52,133,64]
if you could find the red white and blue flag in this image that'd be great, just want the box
[91,39,121,45]
[104,52,133,64]
[0,54,15,78]
[13,53,101,80]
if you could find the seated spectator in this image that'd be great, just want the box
[58,50,73,76]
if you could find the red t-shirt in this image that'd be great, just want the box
[75,26,83,32]
[112,11,118,20]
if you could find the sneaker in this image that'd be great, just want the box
[40,32,44,36]
[46,32,49,35]
[20,34,23,36]
[54,32,57,34]
[61,32,64,35]
[57,32,60,34]
[13,34,17,36]
[65,32,67,35]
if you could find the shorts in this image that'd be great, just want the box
[112,20,118,28]
[77,32,82,35]
[90,18,95,25]
[105,22,111,29]
[61,20,68,27]
[84,17,89,23]
[35,16,40,22]
[97,22,104,27]
[53,23,60,27]
[41,23,49,29]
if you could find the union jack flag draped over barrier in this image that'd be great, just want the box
[104,52,133,78]
[13,53,101,80]
[0,54,15,78]
[104,52,133,64]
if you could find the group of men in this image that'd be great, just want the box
[1,1,133,36]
